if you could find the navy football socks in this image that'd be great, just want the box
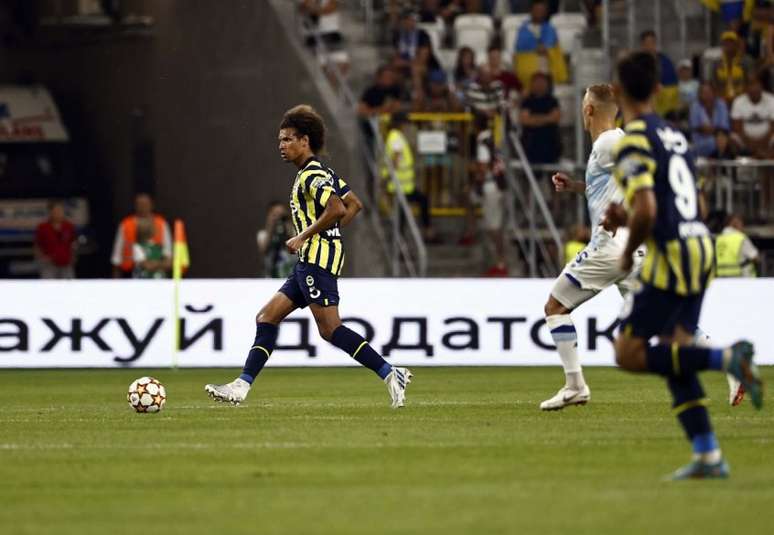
[330,325,392,379]
[646,343,725,378]
[667,374,719,456]
[239,322,278,384]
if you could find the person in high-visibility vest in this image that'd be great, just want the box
[382,111,436,240]
[111,193,172,278]
[715,213,759,277]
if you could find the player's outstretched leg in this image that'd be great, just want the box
[694,327,745,406]
[643,340,763,409]
[540,294,591,411]
[311,304,412,409]
[205,293,294,405]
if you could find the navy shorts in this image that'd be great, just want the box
[278,262,340,308]
[619,284,704,340]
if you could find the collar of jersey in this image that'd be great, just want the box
[300,156,322,170]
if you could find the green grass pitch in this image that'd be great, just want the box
[1,367,773,534]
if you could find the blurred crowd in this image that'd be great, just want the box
[338,1,774,272]
[352,1,774,163]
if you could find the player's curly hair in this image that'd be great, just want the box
[280,105,326,153]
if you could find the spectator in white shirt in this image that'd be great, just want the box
[730,74,774,158]
[731,74,774,220]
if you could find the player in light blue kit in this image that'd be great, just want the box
[540,84,639,410]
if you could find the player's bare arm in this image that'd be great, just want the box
[620,189,656,272]
[339,190,363,227]
[286,194,346,253]
[551,172,585,194]
[601,202,628,232]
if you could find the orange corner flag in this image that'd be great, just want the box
[173,219,190,279]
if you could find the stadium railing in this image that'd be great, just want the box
[370,109,568,277]
[297,12,428,277]
[404,111,475,214]
[503,128,564,277]
[370,116,429,277]
[697,158,774,223]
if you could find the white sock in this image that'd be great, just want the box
[546,314,585,389]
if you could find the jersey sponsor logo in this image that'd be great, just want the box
[311,174,334,189]
[325,227,341,238]
[656,127,689,155]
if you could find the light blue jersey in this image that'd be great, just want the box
[585,128,625,242]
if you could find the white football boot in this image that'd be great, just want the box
[384,367,412,408]
[204,378,250,405]
[539,384,591,411]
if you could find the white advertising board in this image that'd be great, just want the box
[0,278,771,368]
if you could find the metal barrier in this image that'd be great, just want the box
[698,158,774,277]
[371,117,428,276]
[503,130,564,277]
[696,158,774,223]
[407,112,477,211]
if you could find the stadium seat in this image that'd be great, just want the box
[418,21,444,53]
[454,14,494,59]
[436,49,457,72]
[551,12,587,52]
[574,48,607,89]
[501,14,529,55]
[553,84,578,127]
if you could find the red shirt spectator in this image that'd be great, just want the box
[36,220,75,265]
[35,201,76,279]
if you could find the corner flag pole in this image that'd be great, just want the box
[172,219,190,369]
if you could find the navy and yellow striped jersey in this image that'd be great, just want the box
[613,113,713,296]
[289,157,350,276]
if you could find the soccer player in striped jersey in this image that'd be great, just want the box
[540,84,639,411]
[608,52,762,479]
[205,105,412,408]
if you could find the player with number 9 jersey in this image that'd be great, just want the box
[610,51,761,480]
[613,115,713,296]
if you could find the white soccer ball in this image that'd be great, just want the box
[127,376,166,413]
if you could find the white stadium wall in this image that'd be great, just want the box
[0,279,772,368]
